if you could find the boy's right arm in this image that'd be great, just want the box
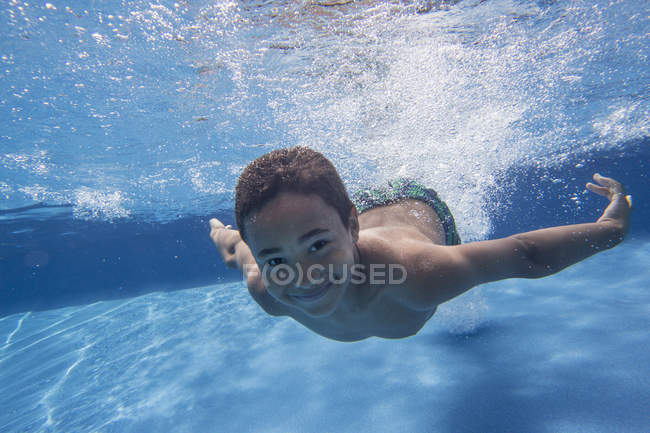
[209,218,287,316]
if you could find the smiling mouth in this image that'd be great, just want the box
[288,282,332,302]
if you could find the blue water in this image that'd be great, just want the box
[1,0,649,432]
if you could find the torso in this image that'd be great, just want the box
[288,199,446,342]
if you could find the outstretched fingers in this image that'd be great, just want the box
[209,218,233,237]
[209,218,241,269]
[585,182,610,197]
[586,173,625,200]
[210,218,224,230]
[210,218,232,230]
[593,173,617,187]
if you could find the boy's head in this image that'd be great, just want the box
[235,146,355,243]
[235,147,360,317]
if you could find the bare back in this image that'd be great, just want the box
[358,198,447,245]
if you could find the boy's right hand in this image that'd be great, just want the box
[209,218,283,315]
[209,218,242,269]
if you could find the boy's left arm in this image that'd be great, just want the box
[394,174,632,310]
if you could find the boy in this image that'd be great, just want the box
[210,147,632,342]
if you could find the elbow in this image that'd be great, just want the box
[510,235,548,279]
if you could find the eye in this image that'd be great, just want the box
[266,257,285,267]
[309,239,329,253]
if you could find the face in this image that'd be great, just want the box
[245,191,359,318]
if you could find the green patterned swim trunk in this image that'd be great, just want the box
[352,178,461,246]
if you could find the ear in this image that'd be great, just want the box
[347,205,359,243]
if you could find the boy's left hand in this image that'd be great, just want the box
[585,173,632,232]
[585,173,628,202]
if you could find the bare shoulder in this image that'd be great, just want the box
[357,225,434,261]
[359,229,537,310]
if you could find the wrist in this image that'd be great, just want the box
[600,194,631,222]
[612,192,633,210]
[234,240,255,265]
[615,193,633,209]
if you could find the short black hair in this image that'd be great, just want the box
[235,146,354,242]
